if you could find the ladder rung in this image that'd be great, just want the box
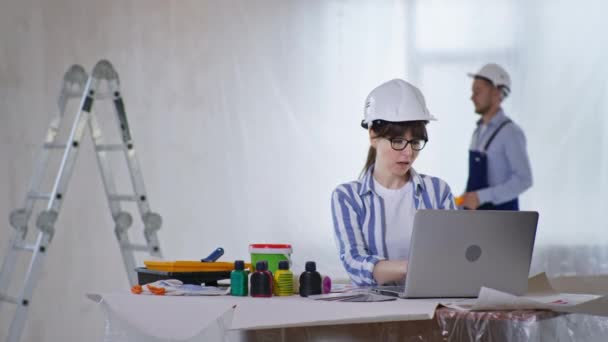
[0,292,19,305]
[121,244,150,252]
[27,192,52,200]
[93,93,112,100]
[95,144,125,152]
[109,194,137,202]
[14,242,36,252]
[43,143,68,149]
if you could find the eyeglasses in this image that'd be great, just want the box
[386,137,428,151]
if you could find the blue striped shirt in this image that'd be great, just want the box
[470,110,533,205]
[331,167,456,286]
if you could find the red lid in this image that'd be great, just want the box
[249,243,292,249]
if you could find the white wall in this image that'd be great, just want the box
[1,0,607,341]
[1,1,409,340]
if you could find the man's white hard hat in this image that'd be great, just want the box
[361,79,436,129]
[467,63,511,96]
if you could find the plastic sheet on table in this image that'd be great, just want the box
[436,307,608,342]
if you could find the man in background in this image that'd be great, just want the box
[459,63,532,210]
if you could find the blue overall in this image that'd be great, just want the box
[466,119,519,210]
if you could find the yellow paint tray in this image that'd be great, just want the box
[144,260,251,273]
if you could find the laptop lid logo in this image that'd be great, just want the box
[465,245,482,262]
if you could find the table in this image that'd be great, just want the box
[89,293,608,341]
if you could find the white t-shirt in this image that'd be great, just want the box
[373,178,415,260]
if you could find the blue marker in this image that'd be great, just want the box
[201,247,224,262]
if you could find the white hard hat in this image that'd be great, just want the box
[361,79,436,129]
[467,63,511,96]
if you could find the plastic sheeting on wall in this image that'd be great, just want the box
[1,1,608,341]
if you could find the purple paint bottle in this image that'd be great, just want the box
[250,260,273,297]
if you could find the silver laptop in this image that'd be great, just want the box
[374,209,538,298]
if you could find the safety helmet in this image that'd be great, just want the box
[467,63,511,97]
[361,79,436,129]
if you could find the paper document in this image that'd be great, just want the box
[442,273,608,317]
[131,279,230,296]
[309,290,396,302]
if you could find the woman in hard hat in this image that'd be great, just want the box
[331,79,456,286]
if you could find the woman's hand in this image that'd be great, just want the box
[373,260,408,285]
